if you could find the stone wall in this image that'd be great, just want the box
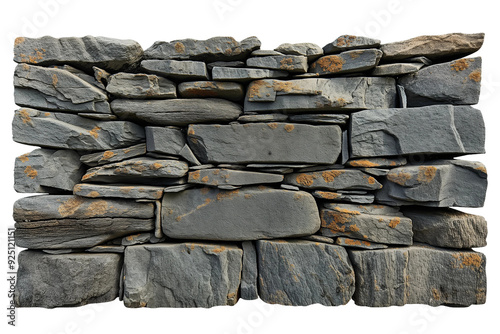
[12,33,487,308]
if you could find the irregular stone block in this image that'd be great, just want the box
[309,49,382,76]
[284,169,382,191]
[121,232,154,246]
[401,207,487,248]
[376,160,487,207]
[288,114,349,125]
[312,191,374,204]
[319,203,413,245]
[257,239,355,306]
[123,243,242,308]
[251,50,284,57]
[350,105,485,157]
[178,81,244,101]
[244,77,396,113]
[13,109,145,151]
[187,123,341,164]
[111,98,242,126]
[371,63,424,76]
[380,33,485,61]
[398,57,481,106]
[106,72,177,99]
[86,245,125,253]
[346,157,407,168]
[335,237,388,250]
[349,246,486,306]
[145,126,185,155]
[80,143,147,167]
[247,55,308,73]
[144,36,260,62]
[162,187,320,241]
[212,67,288,82]
[73,183,164,200]
[237,114,288,123]
[53,64,104,89]
[15,148,85,193]
[188,169,283,187]
[141,59,208,81]
[274,42,323,60]
[323,35,381,54]
[15,251,121,307]
[14,64,110,114]
[93,66,110,88]
[241,241,258,300]
[13,36,143,71]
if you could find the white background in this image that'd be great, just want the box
[1,0,499,333]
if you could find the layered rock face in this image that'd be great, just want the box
[12,33,487,309]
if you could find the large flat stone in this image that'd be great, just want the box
[12,109,145,151]
[247,55,308,73]
[178,81,244,101]
[188,169,283,187]
[284,169,382,191]
[80,143,147,167]
[15,251,121,307]
[323,35,381,54]
[123,243,242,308]
[309,49,382,76]
[141,59,208,81]
[106,72,177,99]
[257,239,355,306]
[350,105,485,158]
[241,241,258,300]
[187,123,341,164]
[274,43,323,60]
[162,187,320,241]
[73,183,164,200]
[145,126,185,155]
[212,67,288,82]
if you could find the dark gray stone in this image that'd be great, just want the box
[121,232,154,246]
[206,61,245,71]
[93,66,110,88]
[246,55,308,73]
[73,183,164,200]
[323,35,381,54]
[241,241,258,300]
[309,49,382,76]
[371,63,424,76]
[179,144,201,165]
[86,245,125,253]
[312,191,374,204]
[284,169,382,191]
[300,235,334,244]
[188,169,283,187]
[77,113,118,121]
[346,157,407,168]
[274,43,323,60]
[251,50,284,57]
[145,126,185,155]
[141,59,208,81]
[163,184,193,193]
[288,114,349,125]
[178,81,244,101]
[212,67,288,82]
[336,237,387,249]
[237,114,288,123]
[52,64,104,89]
[106,72,177,99]
[80,143,147,167]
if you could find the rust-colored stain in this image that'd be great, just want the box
[349,224,360,232]
[18,153,29,163]
[190,170,200,180]
[267,122,279,129]
[210,246,226,254]
[450,58,470,71]
[247,80,272,99]
[101,151,116,160]
[174,42,185,53]
[216,189,240,201]
[284,124,294,132]
[24,166,38,179]
[335,35,357,47]
[313,55,345,73]
[322,170,343,183]
[432,288,441,300]
[469,70,481,82]
[337,97,347,107]
[58,196,85,217]
[85,200,109,217]
[52,74,58,87]
[295,173,315,186]
[279,57,295,71]
[89,126,101,139]
[475,166,487,174]
[87,191,100,198]
[244,194,252,199]
[201,176,209,183]
[316,191,340,200]
[387,171,412,186]
[388,217,401,228]
[18,109,33,124]
[452,252,483,269]
[417,166,437,183]
[14,37,25,46]
[151,162,163,170]
[348,159,380,168]
[349,51,363,59]
[334,207,361,215]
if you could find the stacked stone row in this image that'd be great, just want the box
[12,33,487,308]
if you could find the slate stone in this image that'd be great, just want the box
[320,203,412,245]
[179,144,201,165]
[178,81,244,101]
[371,63,424,76]
[309,49,383,76]
[212,67,288,82]
[288,114,349,125]
[187,123,341,164]
[284,169,382,191]
[251,50,284,57]
[188,169,283,187]
[246,163,313,169]
[206,61,245,71]
[13,109,145,151]
[406,56,433,65]
[141,59,208,81]
[280,184,300,191]
[14,64,111,114]
[106,72,177,99]
[401,207,487,248]
[237,114,288,123]
[121,232,154,246]
[86,245,125,253]
[335,237,388,250]
[274,43,323,60]
[397,84,407,108]
[322,202,401,215]
[93,66,110,88]
[77,113,118,121]
[42,249,77,255]
[349,245,486,306]
[323,35,381,54]
[361,168,390,177]
[246,55,308,73]
[257,239,355,306]
[163,184,193,193]
[398,57,482,106]
[123,243,242,308]
[244,77,397,113]
[346,157,407,168]
[300,235,334,244]
[13,36,143,71]
[241,241,258,300]
[189,164,216,170]
[80,143,147,167]
[111,98,242,126]
[380,33,485,62]
[73,183,164,200]
[312,191,375,204]
[15,148,85,193]
[52,64,104,89]
[145,126,185,156]
[81,157,188,183]
[15,251,121,308]
[162,187,320,241]
[144,36,261,62]
[376,160,487,207]
[350,105,485,158]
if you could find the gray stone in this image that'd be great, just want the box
[241,241,258,300]
[106,72,177,99]
[178,144,200,165]
[189,164,216,170]
[361,168,390,176]
[111,98,242,126]
[246,163,313,169]
[212,67,289,82]
[237,114,288,123]
[13,36,143,71]
[86,245,125,253]
[312,191,375,204]
[288,114,349,125]
[43,249,78,254]
[397,84,407,108]
[15,251,121,308]
[178,81,244,101]
[349,245,486,306]
[376,160,487,207]
[342,130,349,165]
[187,123,341,164]
[401,207,487,248]
[323,35,381,54]
[251,50,284,57]
[123,243,242,307]
[206,61,245,71]
[406,56,433,65]
[371,63,424,76]
[350,105,485,158]
[320,203,413,245]
[80,143,147,167]
[300,235,334,244]
[336,237,388,250]
[14,64,110,114]
[380,33,485,62]
[145,126,185,155]
[284,169,382,191]
[121,232,154,246]
[93,66,110,88]
[247,55,308,73]
[13,109,145,151]
[297,164,344,173]
[188,168,283,187]
[244,77,397,113]
[77,113,118,121]
[163,184,193,193]
[322,202,400,215]
[346,157,407,168]
[73,183,164,200]
[141,59,208,81]
[255,168,293,174]
[52,64,104,89]
[275,43,323,60]
[144,36,260,62]
[309,49,383,76]
[162,187,320,241]
[257,239,355,306]
[81,157,188,183]
[398,57,482,106]
[15,148,85,193]
[280,184,300,191]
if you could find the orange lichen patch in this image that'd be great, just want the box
[333,207,361,215]
[387,171,412,186]
[432,288,441,300]
[349,51,363,59]
[452,252,483,269]
[119,186,133,194]
[174,42,185,53]
[87,191,100,198]
[321,170,343,183]
[475,166,487,174]
[258,185,267,190]
[89,126,101,139]
[210,246,226,254]
[314,55,345,73]
[175,216,182,222]
[348,159,380,167]
[450,59,470,71]
[85,200,109,217]
[321,211,351,232]
[139,301,147,307]
[24,166,38,179]
[190,137,198,144]
[247,80,272,99]
[335,35,357,47]
[81,171,96,181]
[58,196,84,217]
[417,166,437,183]
[18,153,30,163]
[201,176,209,183]
[389,217,401,228]
[19,49,45,63]
[14,37,25,46]
[273,81,298,93]
[267,122,279,129]
[336,97,347,107]
[226,292,236,301]
[244,194,252,199]
[18,109,33,124]
[349,224,360,232]
[216,189,240,201]
[362,175,377,185]
[212,169,220,175]
[151,162,163,170]
[101,151,116,160]
[362,240,372,246]
[316,191,340,200]
[343,238,362,246]
[295,173,315,186]
[283,124,295,132]
[73,184,82,193]
[469,70,481,82]
[190,170,200,180]
[293,192,303,201]
[187,127,195,136]
[51,73,59,87]
[279,57,295,71]
[200,187,210,195]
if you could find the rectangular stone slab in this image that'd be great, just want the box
[188,168,284,187]
[309,49,382,75]
[123,243,242,308]
[106,72,177,99]
[284,169,382,191]
[187,123,341,164]
[241,241,258,300]
[162,187,320,241]
[73,183,164,200]
[79,143,147,167]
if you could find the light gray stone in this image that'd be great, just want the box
[288,114,349,125]
[237,114,288,123]
[246,55,308,73]
[178,81,244,101]
[241,241,258,300]
[86,245,125,253]
[163,184,193,193]
[73,183,164,200]
[80,143,147,166]
[275,43,323,60]
[309,49,383,75]
[251,50,284,57]
[145,126,185,155]
[371,62,424,76]
[141,59,208,81]
[323,35,381,54]
[212,67,288,82]
[284,169,382,191]
[188,168,283,187]
[106,72,177,99]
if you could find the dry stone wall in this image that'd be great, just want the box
[12,33,487,308]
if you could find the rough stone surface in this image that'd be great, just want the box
[241,241,258,300]
[123,243,242,308]
[15,251,121,308]
[336,237,388,250]
[323,35,381,54]
[80,143,147,167]
[178,81,244,101]
[141,59,208,81]
[288,114,349,125]
[309,49,383,76]
[237,114,288,123]
[257,239,355,306]
[346,157,407,168]
[247,55,308,73]
[371,63,424,76]
[206,60,245,70]
[312,191,375,204]
[274,43,323,60]
[188,169,283,187]
[73,183,164,200]
[284,169,382,191]
[145,127,185,155]
[212,67,288,82]
[106,72,177,99]
[162,187,320,241]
